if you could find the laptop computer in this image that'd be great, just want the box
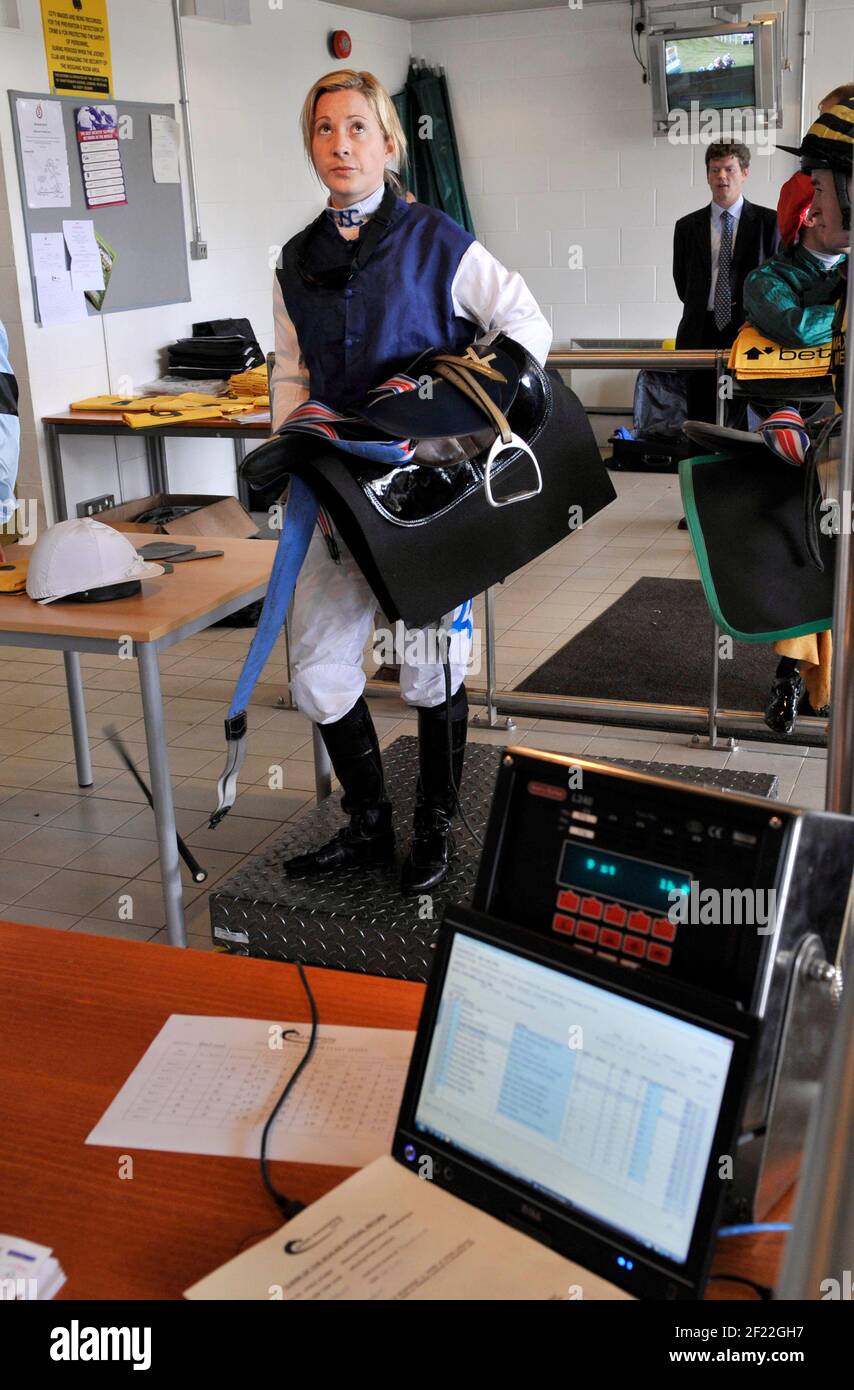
[391,904,757,1301]
[186,903,757,1301]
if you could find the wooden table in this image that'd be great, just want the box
[42,411,273,522]
[0,534,275,945]
[0,923,789,1301]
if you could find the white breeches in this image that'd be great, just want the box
[289,524,473,725]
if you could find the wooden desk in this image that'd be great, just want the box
[0,922,789,1301]
[42,411,273,522]
[0,535,275,944]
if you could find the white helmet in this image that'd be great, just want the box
[26,518,165,605]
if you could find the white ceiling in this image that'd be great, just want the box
[325,0,613,21]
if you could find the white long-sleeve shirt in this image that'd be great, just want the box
[270,198,552,431]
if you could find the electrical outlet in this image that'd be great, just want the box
[191,240,208,260]
[77,494,116,518]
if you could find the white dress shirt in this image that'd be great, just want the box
[270,188,552,431]
[706,195,744,311]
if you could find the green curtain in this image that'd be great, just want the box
[393,62,475,235]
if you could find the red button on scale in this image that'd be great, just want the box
[580,898,603,920]
[576,920,598,943]
[652,918,676,943]
[604,903,627,927]
[623,936,646,959]
[552,914,576,936]
[628,911,651,934]
[647,943,672,966]
[599,928,623,951]
[557,889,580,913]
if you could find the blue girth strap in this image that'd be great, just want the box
[209,400,415,827]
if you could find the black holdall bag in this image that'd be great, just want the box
[241,334,616,630]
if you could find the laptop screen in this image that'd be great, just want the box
[413,931,735,1266]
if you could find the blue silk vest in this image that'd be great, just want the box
[277,194,477,411]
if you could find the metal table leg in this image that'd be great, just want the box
[313,724,332,803]
[708,623,720,748]
[45,423,68,523]
[472,586,514,730]
[282,599,296,709]
[234,437,252,510]
[144,436,158,494]
[156,436,170,492]
[695,355,735,751]
[63,650,93,787]
[275,598,297,714]
[145,435,169,494]
[137,642,186,947]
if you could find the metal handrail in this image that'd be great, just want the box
[547,347,717,370]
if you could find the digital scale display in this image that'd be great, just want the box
[558,843,691,914]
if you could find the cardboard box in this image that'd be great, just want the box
[98,493,258,539]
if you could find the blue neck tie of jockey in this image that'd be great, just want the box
[714,209,733,332]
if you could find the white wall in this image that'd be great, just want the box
[412,1,815,409]
[0,0,410,523]
[805,0,854,111]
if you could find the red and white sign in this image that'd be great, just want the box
[75,104,126,208]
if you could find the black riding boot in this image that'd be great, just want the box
[764,658,805,736]
[285,697,394,875]
[400,687,468,897]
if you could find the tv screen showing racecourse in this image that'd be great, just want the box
[665,33,756,111]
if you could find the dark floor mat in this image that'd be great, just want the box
[516,577,826,747]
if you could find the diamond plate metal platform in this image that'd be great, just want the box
[209,737,777,980]
[613,758,779,800]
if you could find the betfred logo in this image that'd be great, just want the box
[778,346,832,363]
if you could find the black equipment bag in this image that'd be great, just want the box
[241,338,615,629]
[608,435,699,473]
[633,369,688,438]
[609,368,694,473]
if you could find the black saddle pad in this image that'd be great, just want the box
[680,450,835,641]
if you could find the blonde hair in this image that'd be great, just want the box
[300,69,408,194]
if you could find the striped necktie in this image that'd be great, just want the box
[714,209,733,332]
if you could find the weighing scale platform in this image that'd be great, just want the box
[209,736,778,981]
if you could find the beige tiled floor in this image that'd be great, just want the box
[0,471,825,950]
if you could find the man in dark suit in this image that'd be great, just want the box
[674,142,777,422]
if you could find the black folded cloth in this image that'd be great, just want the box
[167,337,259,379]
[165,317,264,380]
[192,317,264,368]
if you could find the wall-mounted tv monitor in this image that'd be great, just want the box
[648,19,782,136]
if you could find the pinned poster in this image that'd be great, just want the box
[15,98,71,209]
[40,0,113,100]
[62,219,105,293]
[31,231,67,280]
[150,114,180,184]
[75,105,126,208]
[35,269,87,327]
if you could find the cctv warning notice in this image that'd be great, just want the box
[40,0,114,101]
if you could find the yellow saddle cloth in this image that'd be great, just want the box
[728,323,833,379]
